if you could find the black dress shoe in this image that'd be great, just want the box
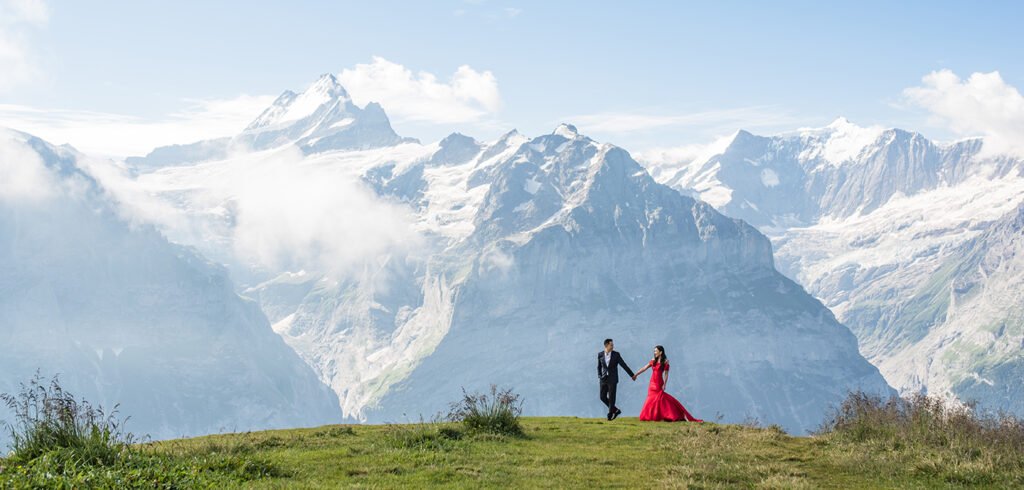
[607,413,613,421]
[611,408,621,420]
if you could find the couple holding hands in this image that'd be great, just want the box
[598,338,702,422]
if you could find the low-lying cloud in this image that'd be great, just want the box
[0,94,276,157]
[226,148,422,278]
[0,129,55,202]
[93,145,424,281]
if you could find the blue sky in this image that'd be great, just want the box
[1,0,1022,156]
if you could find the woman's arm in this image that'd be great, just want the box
[661,364,670,386]
[632,361,651,380]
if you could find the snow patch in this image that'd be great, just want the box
[761,168,780,188]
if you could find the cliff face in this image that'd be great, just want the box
[0,129,340,447]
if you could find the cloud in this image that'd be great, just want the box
[226,149,422,277]
[0,0,49,93]
[90,144,424,279]
[0,128,55,201]
[564,106,803,134]
[0,94,276,156]
[338,56,501,124]
[633,134,739,182]
[903,70,1024,157]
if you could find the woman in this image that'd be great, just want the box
[633,345,702,422]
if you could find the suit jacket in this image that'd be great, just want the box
[597,350,635,383]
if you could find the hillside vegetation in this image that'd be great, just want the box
[2,382,1023,488]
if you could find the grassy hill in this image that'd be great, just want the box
[137,417,1020,489]
[2,385,1023,488]
[5,416,1017,489]
[136,417,919,488]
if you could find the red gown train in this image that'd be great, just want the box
[638,361,702,422]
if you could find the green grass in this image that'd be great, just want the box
[4,386,1023,488]
[2,416,990,489]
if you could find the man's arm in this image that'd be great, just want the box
[617,353,636,379]
[597,353,603,379]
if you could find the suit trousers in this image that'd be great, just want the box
[599,380,618,415]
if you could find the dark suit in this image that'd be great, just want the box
[597,350,635,417]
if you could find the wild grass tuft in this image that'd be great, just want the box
[819,390,1024,485]
[446,385,524,437]
[0,373,284,488]
[1,372,133,465]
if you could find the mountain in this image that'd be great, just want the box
[0,128,340,448]
[130,111,894,434]
[126,74,415,168]
[663,118,1019,230]
[652,118,1024,414]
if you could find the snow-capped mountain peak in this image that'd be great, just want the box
[553,123,580,139]
[795,117,886,167]
[244,73,354,132]
[129,74,412,167]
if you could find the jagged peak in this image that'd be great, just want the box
[826,116,855,129]
[307,73,349,99]
[440,132,477,146]
[245,73,354,131]
[553,123,579,139]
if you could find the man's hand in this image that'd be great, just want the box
[631,374,637,381]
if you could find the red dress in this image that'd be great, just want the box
[638,361,702,422]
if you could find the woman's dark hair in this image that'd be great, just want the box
[653,345,667,365]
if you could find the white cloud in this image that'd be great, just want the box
[903,70,1024,157]
[0,94,275,156]
[0,128,56,202]
[228,151,421,277]
[0,0,49,93]
[633,134,738,182]
[94,145,423,279]
[564,106,802,134]
[338,56,501,124]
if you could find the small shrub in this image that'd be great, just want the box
[447,385,524,437]
[0,373,285,487]
[819,390,1024,481]
[0,372,134,464]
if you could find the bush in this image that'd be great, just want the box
[0,373,283,488]
[447,385,524,437]
[819,390,1024,483]
[1,372,134,464]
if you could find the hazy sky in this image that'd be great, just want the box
[1,0,1022,156]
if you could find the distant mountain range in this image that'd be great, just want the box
[650,118,1024,415]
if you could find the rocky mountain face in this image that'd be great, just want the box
[127,86,893,434]
[654,118,1024,415]
[0,129,340,448]
[365,125,892,434]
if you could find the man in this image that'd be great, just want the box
[597,338,635,420]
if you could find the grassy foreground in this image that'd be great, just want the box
[77,416,1019,489]
[3,384,1023,488]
